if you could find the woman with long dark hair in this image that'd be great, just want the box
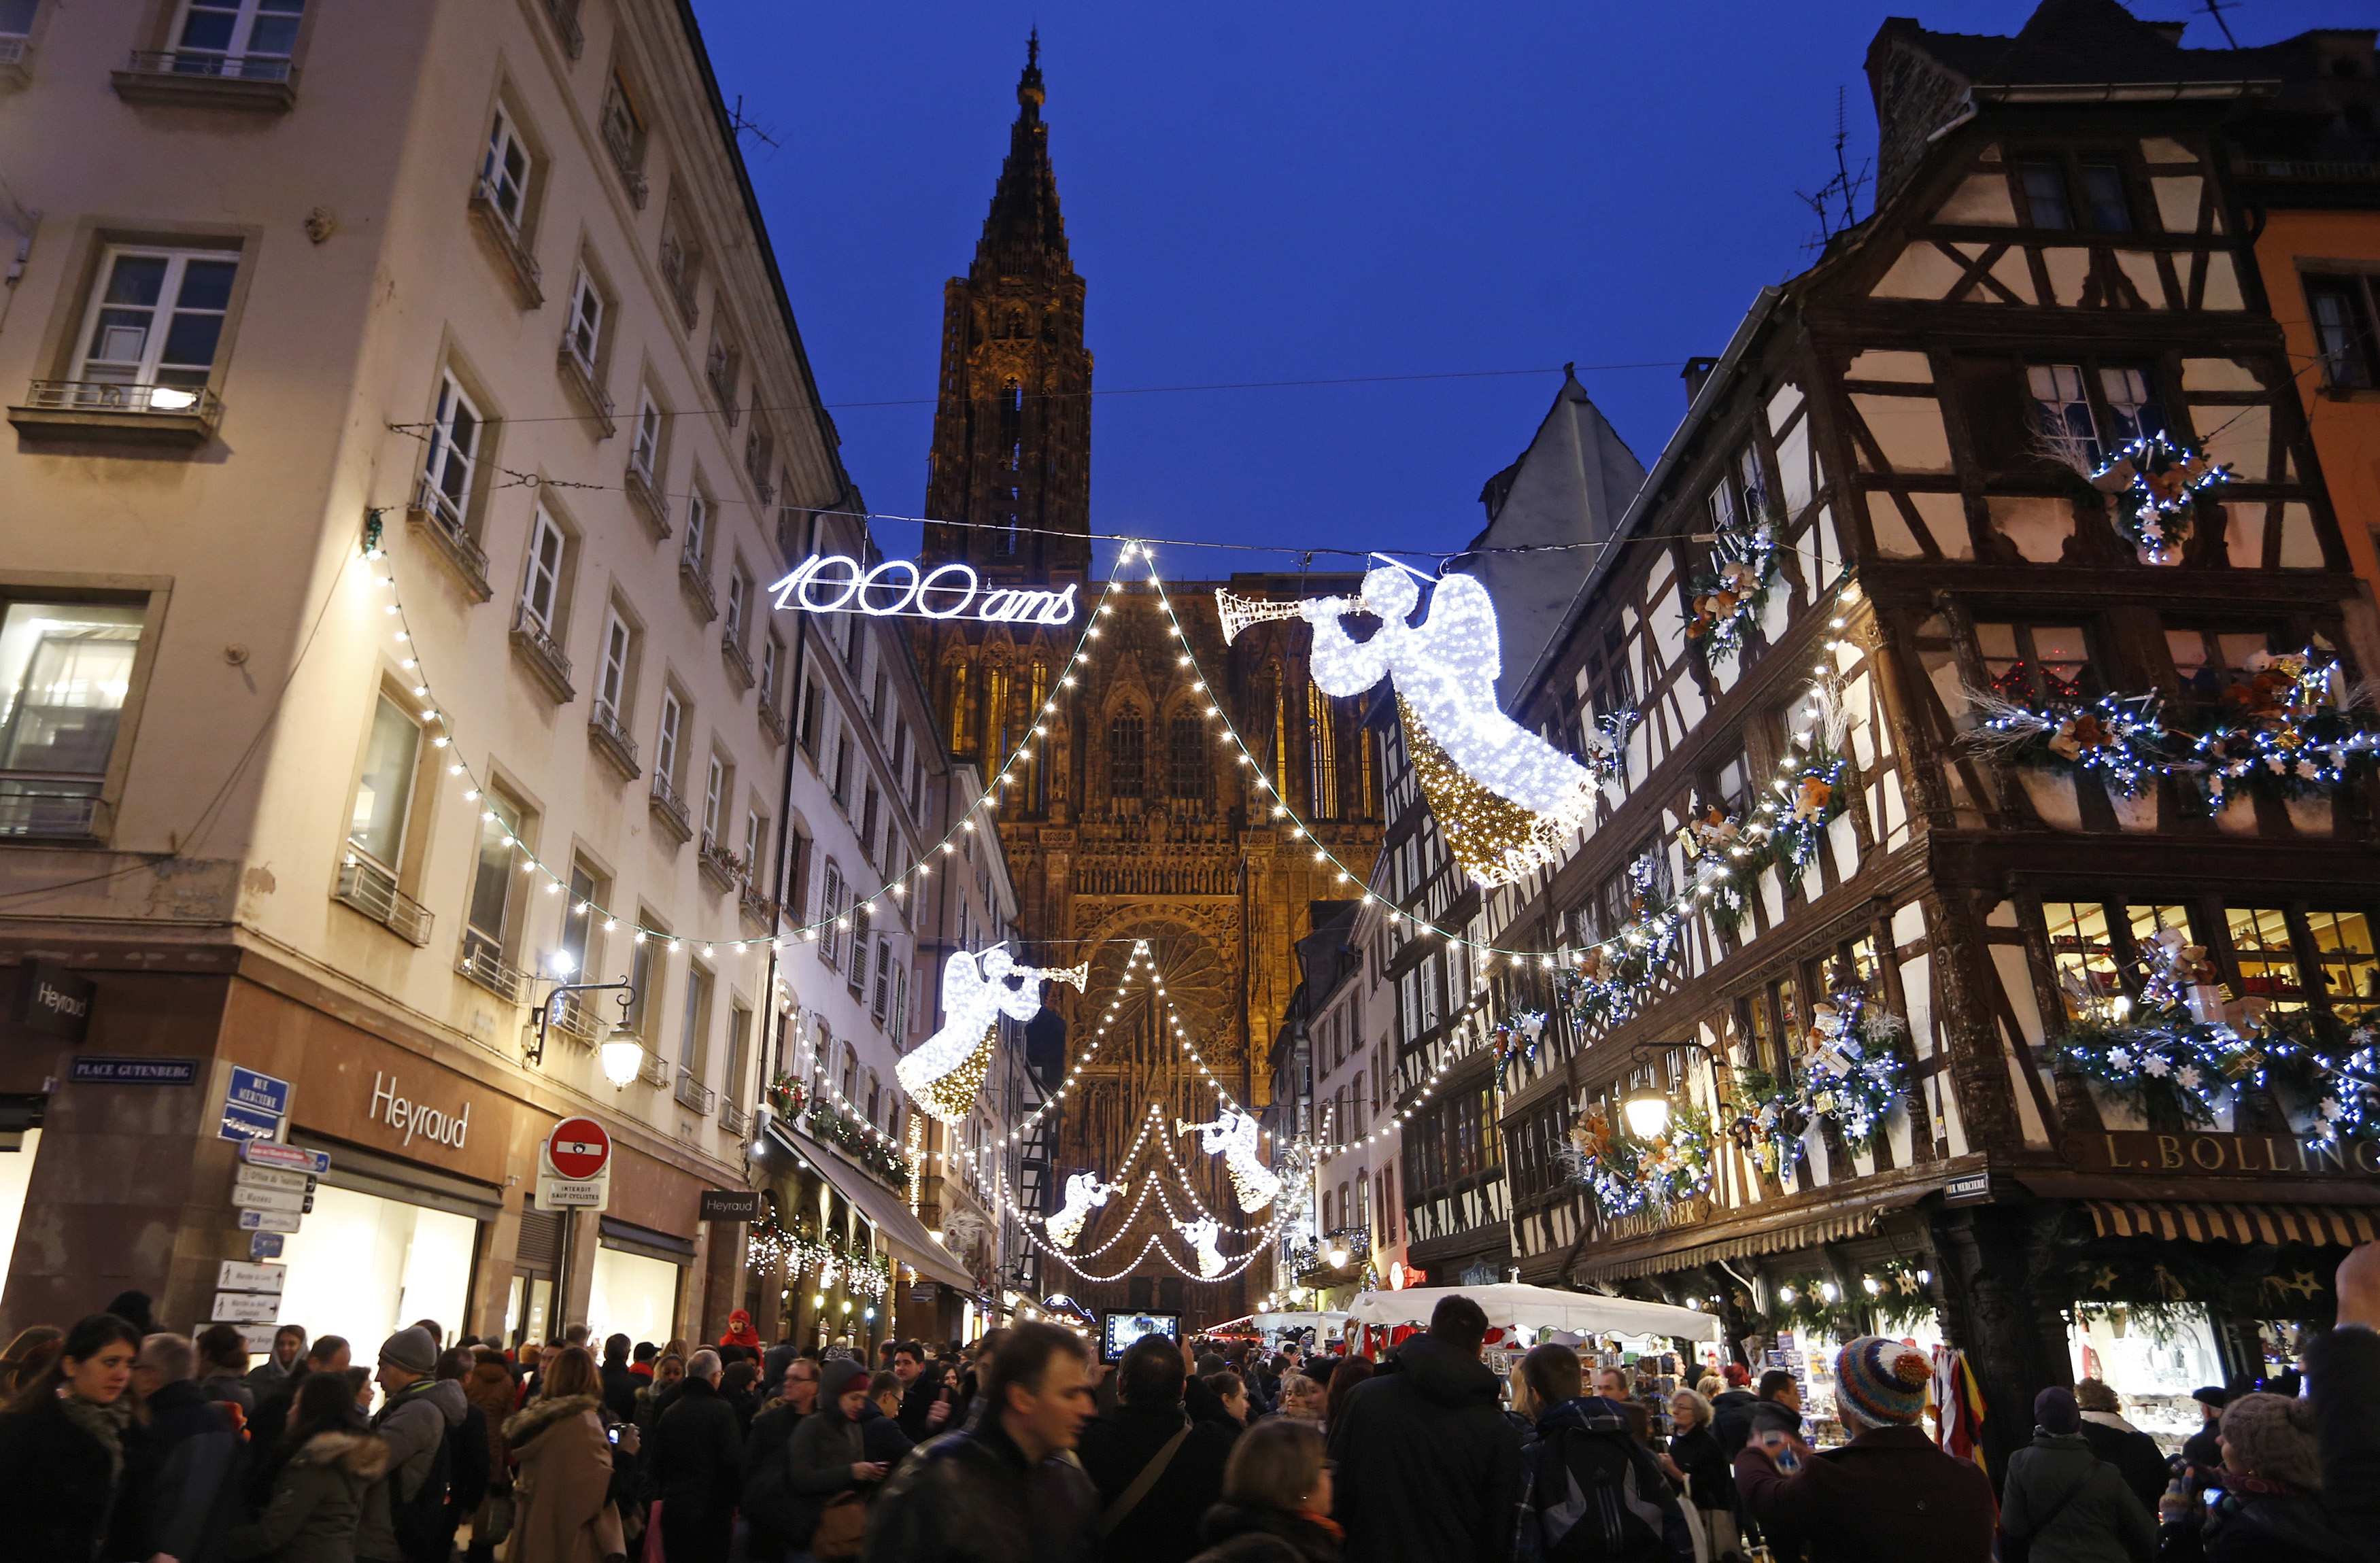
[224,1371,386,1563]
[0,1312,145,1562]
[1323,1356,1372,1434]
[0,1324,63,1397]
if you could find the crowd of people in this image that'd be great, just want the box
[0,1244,2373,1563]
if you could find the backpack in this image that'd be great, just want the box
[388,1395,456,1563]
[1529,1417,1680,1562]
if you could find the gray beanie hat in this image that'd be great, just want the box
[2220,1392,2321,1491]
[378,1325,439,1376]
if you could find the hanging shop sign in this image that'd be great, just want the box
[369,1069,471,1152]
[218,1065,290,1143]
[22,961,95,1041]
[769,554,1078,626]
[69,1056,196,1086]
[698,1188,762,1222]
[2067,1129,2380,1178]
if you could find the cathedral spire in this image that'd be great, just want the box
[976,29,1069,277]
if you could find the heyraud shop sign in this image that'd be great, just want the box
[370,1071,471,1151]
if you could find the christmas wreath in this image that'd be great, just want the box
[1758,744,1848,885]
[2089,433,2230,566]
[1564,1099,1716,1219]
[1686,510,1781,667]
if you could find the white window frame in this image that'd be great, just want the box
[703,753,725,839]
[743,806,764,870]
[684,486,709,566]
[564,267,605,376]
[422,371,482,529]
[173,0,303,63]
[71,245,239,395]
[520,507,566,632]
[656,687,683,783]
[347,691,422,872]
[760,634,781,702]
[483,106,533,233]
[630,390,662,480]
[597,606,633,721]
[725,566,750,644]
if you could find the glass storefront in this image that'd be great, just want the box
[277,1183,477,1350]
[590,1245,680,1347]
[0,1127,38,1290]
[2070,1304,2227,1452]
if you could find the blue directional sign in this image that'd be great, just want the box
[218,1065,291,1144]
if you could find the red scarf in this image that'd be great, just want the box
[1299,1510,1344,1542]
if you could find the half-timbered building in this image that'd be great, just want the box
[1483,0,2380,1468]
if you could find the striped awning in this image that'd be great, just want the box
[2084,1201,2378,1246]
[1578,1206,1888,1282]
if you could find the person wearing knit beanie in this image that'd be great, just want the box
[1832,1335,1928,1428]
[2220,1391,2322,1491]
[820,1357,871,1409]
[2033,1385,2081,1436]
[377,1325,439,1377]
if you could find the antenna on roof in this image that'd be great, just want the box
[1795,86,1873,255]
[728,93,782,152]
[2198,0,2243,50]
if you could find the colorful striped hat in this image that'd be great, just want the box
[1834,1335,1928,1427]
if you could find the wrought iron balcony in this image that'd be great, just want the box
[757,698,789,748]
[541,0,584,60]
[720,632,755,691]
[9,379,222,445]
[705,347,741,428]
[113,49,296,110]
[720,1099,750,1136]
[649,774,694,844]
[549,991,603,1046]
[624,459,672,540]
[508,602,575,704]
[738,883,777,929]
[556,336,615,438]
[0,779,107,842]
[658,235,700,330]
[698,833,744,893]
[405,479,493,600]
[639,1048,672,1089]
[679,551,719,622]
[588,700,642,782]
[466,176,544,309]
[456,929,534,1003]
[675,1067,717,1115]
[334,855,433,946]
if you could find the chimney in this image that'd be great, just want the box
[1681,356,1721,406]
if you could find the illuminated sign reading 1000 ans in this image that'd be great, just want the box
[768,555,1078,625]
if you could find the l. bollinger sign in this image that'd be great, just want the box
[769,554,1077,626]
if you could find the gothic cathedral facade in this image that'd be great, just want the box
[912,41,1382,1322]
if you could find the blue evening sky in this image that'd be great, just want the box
[697,0,2348,577]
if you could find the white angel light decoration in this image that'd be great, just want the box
[896,944,1087,1126]
[1223,561,1599,887]
[1176,1216,1226,1280]
[1046,1172,1125,1250]
[1176,1109,1282,1213]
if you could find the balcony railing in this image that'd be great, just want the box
[588,700,641,781]
[698,833,745,893]
[600,111,648,209]
[456,929,534,1003]
[679,551,718,621]
[738,883,777,929]
[113,49,296,109]
[705,352,741,428]
[509,601,575,704]
[549,991,603,1046]
[0,779,106,841]
[658,235,700,330]
[720,633,755,691]
[10,378,223,445]
[649,773,694,843]
[675,1067,717,1115]
[466,177,544,308]
[720,1099,750,1136]
[0,37,25,69]
[541,0,584,60]
[757,698,789,748]
[335,855,434,946]
[406,479,493,600]
[624,459,672,540]
[639,1048,672,1089]
[747,466,775,506]
[556,336,615,437]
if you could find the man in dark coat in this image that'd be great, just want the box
[864,1322,1100,1563]
[892,1340,955,1442]
[652,1348,745,1563]
[136,1332,248,1563]
[247,1334,351,1507]
[1326,1293,1525,1563]
[2074,1377,2174,1517]
[1735,1336,1996,1563]
[1076,1335,1238,1563]
[599,1333,642,1424]
[860,1371,918,1466]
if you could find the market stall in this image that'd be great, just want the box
[1347,1282,1722,1350]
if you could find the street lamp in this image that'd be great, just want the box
[1622,1085,1671,1139]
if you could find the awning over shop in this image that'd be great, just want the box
[764,1117,977,1292]
[2084,1201,2378,1246]
[1575,1205,1892,1282]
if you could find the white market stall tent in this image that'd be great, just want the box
[1347,1283,1722,1344]
[1248,1309,1350,1337]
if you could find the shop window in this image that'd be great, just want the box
[2043,901,2120,1021]
[276,1183,476,1364]
[462,787,530,973]
[2305,911,2378,1021]
[590,1244,678,1347]
[2225,907,2307,1012]
[1975,621,2095,704]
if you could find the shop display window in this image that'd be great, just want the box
[2305,910,2378,1021]
[2069,1305,2225,1453]
[2226,908,2307,1013]
[0,1129,38,1290]
[276,1185,477,1361]
[2043,901,2120,1021]
[590,1246,679,1348]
